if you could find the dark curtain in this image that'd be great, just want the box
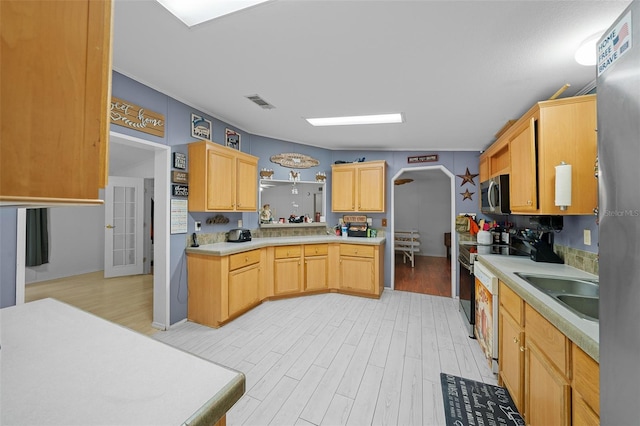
[26,208,49,267]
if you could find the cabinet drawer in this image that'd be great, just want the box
[275,245,301,259]
[525,304,569,375]
[304,244,328,257]
[339,244,374,258]
[229,249,261,271]
[499,281,523,325]
[573,343,600,416]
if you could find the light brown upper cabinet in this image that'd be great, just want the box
[480,95,597,215]
[331,160,386,212]
[510,95,597,215]
[0,0,113,205]
[188,141,258,212]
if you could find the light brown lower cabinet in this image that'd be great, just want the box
[497,280,600,426]
[274,245,302,296]
[304,244,328,292]
[187,242,383,327]
[338,244,383,296]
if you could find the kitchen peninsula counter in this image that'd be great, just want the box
[186,235,386,328]
[477,255,599,361]
[186,234,386,256]
[0,298,244,426]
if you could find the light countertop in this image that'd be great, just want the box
[0,299,245,425]
[477,255,599,361]
[187,235,386,256]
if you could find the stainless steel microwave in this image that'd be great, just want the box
[480,175,510,215]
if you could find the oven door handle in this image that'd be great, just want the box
[458,257,473,273]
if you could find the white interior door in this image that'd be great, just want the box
[104,176,144,278]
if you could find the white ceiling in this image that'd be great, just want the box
[112,0,630,152]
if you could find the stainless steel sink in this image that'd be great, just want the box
[556,295,599,320]
[514,272,599,321]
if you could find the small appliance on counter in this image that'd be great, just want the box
[510,229,563,263]
[343,215,369,237]
[227,228,252,243]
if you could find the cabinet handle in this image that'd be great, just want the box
[513,337,520,344]
[315,248,318,253]
[245,257,248,262]
[520,346,527,352]
[527,200,532,205]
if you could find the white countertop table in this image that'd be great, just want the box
[0,298,244,425]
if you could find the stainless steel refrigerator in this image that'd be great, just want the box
[597,1,640,423]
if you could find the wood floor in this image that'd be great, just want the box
[24,271,157,336]
[394,254,451,297]
[154,291,497,426]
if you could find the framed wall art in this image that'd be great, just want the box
[191,114,212,141]
[225,128,241,150]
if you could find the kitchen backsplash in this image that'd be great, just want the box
[554,244,599,275]
[185,227,386,246]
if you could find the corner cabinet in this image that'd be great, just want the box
[331,161,386,212]
[188,141,258,212]
[1,0,113,205]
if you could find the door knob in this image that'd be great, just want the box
[106,224,116,229]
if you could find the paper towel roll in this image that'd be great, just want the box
[555,163,572,209]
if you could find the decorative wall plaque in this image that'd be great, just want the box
[225,128,241,150]
[191,114,212,141]
[110,97,165,137]
[171,171,189,184]
[408,154,438,164]
[173,152,186,170]
[270,153,319,169]
[172,185,189,197]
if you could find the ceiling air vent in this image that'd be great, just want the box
[245,94,275,109]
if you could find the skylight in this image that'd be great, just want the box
[306,113,404,127]
[156,0,271,27]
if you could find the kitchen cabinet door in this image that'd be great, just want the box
[339,256,374,294]
[357,163,386,212]
[228,263,260,316]
[304,256,328,291]
[524,340,571,426]
[509,118,538,212]
[235,155,258,211]
[498,308,525,414]
[207,147,236,210]
[332,167,356,211]
[1,0,112,204]
[274,258,302,295]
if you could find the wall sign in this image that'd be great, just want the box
[171,171,189,184]
[170,199,188,234]
[172,185,189,197]
[191,114,212,141]
[173,152,187,170]
[598,11,632,76]
[270,153,319,168]
[408,154,438,164]
[225,128,241,150]
[110,97,165,137]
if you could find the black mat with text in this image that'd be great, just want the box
[440,373,524,426]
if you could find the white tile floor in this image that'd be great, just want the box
[154,290,498,425]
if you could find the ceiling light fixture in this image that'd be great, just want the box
[575,32,603,66]
[156,0,271,27]
[306,113,404,127]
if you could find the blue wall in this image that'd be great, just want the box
[0,71,596,319]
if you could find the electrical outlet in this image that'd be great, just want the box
[382,218,387,227]
[194,221,201,232]
[584,229,591,246]
[238,219,243,228]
